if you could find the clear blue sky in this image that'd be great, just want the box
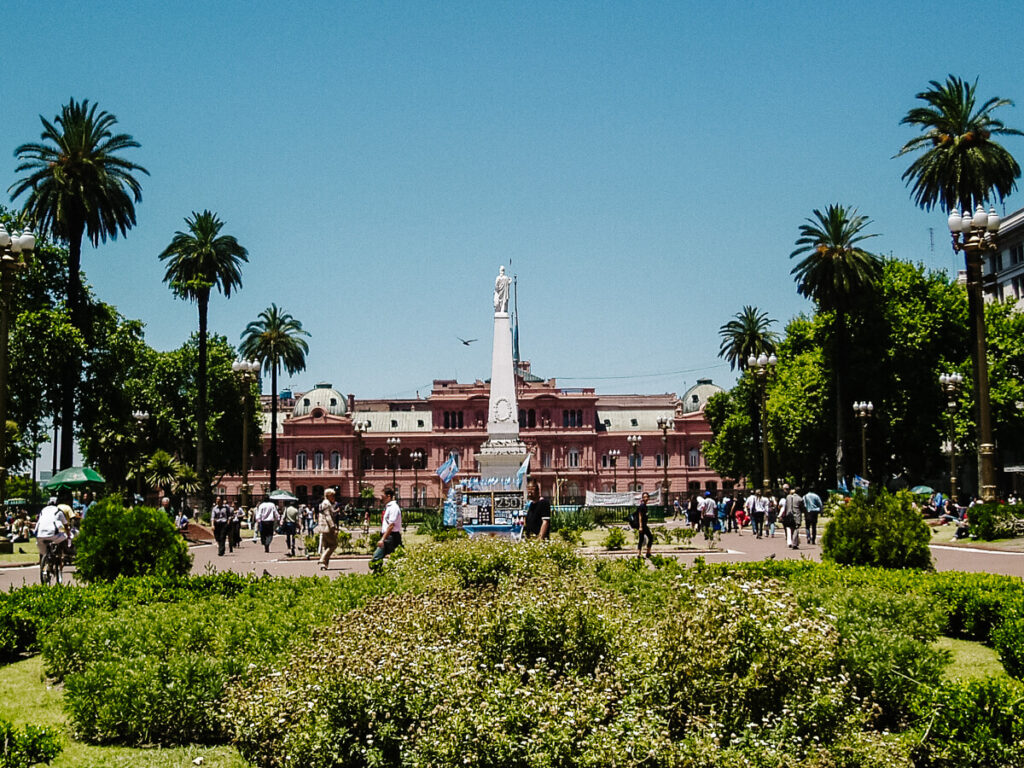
[4,1,1023,401]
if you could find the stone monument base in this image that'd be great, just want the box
[476,439,529,490]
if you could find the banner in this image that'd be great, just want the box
[584,490,662,507]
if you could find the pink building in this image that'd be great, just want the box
[220,363,734,505]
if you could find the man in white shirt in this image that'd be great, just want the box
[745,488,769,539]
[370,488,403,569]
[255,496,281,553]
[35,498,69,557]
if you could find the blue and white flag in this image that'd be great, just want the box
[838,477,850,494]
[515,454,531,486]
[852,475,870,490]
[436,453,459,484]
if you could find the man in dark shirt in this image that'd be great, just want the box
[524,481,551,539]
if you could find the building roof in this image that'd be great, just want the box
[596,409,676,432]
[351,410,433,433]
[292,383,347,417]
[681,379,724,413]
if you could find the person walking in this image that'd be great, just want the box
[371,488,403,569]
[746,488,768,539]
[282,499,300,557]
[672,496,682,521]
[255,496,280,553]
[230,501,244,549]
[317,488,338,570]
[782,485,804,549]
[766,492,779,538]
[636,491,653,559]
[802,488,823,545]
[211,496,233,556]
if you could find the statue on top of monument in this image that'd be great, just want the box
[493,265,512,313]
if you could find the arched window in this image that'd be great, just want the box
[566,482,580,499]
[295,451,307,470]
[313,451,324,471]
[360,448,372,471]
[296,485,308,502]
[330,451,341,470]
[312,484,324,500]
[373,448,387,470]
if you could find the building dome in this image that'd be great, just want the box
[292,383,347,417]
[680,378,723,414]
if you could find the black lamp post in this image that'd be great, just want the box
[657,417,670,507]
[387,436,401,498]
[0,226,35,502]
[940,372,964,502]
[132,409,149,500]
[948,206,1000,501]
[627,434,641,492]
[411,449,424,506]
[852,401,874,479]
[608,449,620,492]
[747,352,778,491]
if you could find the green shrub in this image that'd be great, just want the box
[990,595,1024,679]
[969,502,1024,540]
[602,526,627,550]
[822,489,933,569]
[550,505,594,532]
[556,526,583,545]
[429,527,467,542]
[41,575,393,746]
[74,497,192,582]
[0,717,62,768]
[912,677,1024,768]
[414,511,445,536]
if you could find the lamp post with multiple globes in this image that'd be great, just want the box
[132,409,149,501]
[947,205,1000,501]
[411,449,424,506]
[231,359,260,509]
[608,448,620,492]
[747,352,778,491]
[0,226,35,502]
[387,436,401,498]
[852,401,874,479]
[939,372,964,502]
[657,417,671,508]
[627,434,642,493]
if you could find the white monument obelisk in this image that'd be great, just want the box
[476,266,528,486]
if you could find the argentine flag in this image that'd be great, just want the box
[436,453,459,483]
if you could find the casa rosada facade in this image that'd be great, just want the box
[220,362,735,505]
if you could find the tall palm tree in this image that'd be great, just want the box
[791,204,882,487]
[9,98,148,469]
[159,211,248,507]
[896,76,1022,212]
[718,306,778,371]
[239,304,310,491]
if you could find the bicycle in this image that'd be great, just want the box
[39,539,66,586]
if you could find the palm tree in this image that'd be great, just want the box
[145,450,179,500]
[791,204,882,487]
[9,98,148,469]
[159,211,248,508]
[239,304,310,491]
[718,306,778,371]
[896,76,1022,212]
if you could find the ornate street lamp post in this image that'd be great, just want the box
[231,359,260,509]
[608,449,620,492]
[852,401,874,479]
[132,409,149,500]
[627,434,642,493]
[657,417,670,508]
[940,372,964,502]
[747,352,778,491]
[0,226,35,502]
[353,419,369,506]
[411,449,424,506]
[387,436,401,498]
[948,206,1000,501]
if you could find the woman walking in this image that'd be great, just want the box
[636,492,653,559]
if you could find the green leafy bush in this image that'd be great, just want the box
[602,526,627,549]
[550,505,594,532]
[822,489,933,569]
[969,502,1024,540]
[912,677,1024,768]
[41,575,393,746]
[74,497,192,582]
[0,717,62,768]
[990,595,1024,679]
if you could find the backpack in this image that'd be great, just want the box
[627,510,639,529]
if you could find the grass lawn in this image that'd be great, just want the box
[0,544,38,566]
[0,655,250,768]
[934,636,1010,682]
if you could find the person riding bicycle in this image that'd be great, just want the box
[35,496,70,559]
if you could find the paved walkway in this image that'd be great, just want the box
[3,524,1024,591]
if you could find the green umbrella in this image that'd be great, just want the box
[44,466,106,490]
[269,489,298,502]
[909,485,934,495]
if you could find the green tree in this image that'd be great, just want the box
[159,210,248,511]
[717,305,778,371]
[790,204,882,487]
[9,99,148,469]
[703,385,758,484]
[984,299,1024,471]
[896,76,1022,212]
[239,304,310,491]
